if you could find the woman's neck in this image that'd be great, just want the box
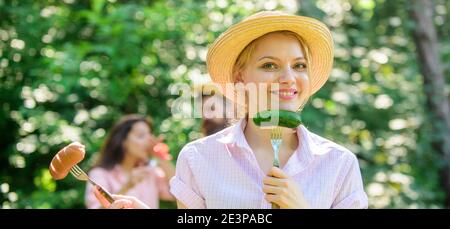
[120,154,138,172]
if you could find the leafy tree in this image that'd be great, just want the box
[0,0,448,208]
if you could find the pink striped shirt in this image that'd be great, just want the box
[170,119,368,209]
[85,165,172,209]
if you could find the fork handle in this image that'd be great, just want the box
[96,185,115,204]
[89,180,115,204]
[271,164,281,209]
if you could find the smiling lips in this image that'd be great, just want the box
[271,88,298,100]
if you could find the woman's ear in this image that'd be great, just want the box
[234,70,244,83]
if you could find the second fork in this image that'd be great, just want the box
[70,165,115,204]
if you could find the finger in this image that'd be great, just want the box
[110,199,133,209]
[164,154,173,161]
[267,167,288,179]
[112,194,137,202]
[94,186,111,208]
[157,135,165,143]
[262,185,283,195]
[263,176,288,187]
[265,194,282,206]
[149,135,158,145]
[112,195,147,209]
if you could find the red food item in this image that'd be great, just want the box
[153,143,171,160]
[49,142,85,180]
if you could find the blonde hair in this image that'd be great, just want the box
[233,30,311,80]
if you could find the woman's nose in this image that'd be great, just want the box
[278,67,296,85]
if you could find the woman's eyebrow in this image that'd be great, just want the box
[258,56,280,61]
[258,56,306,61]
[294,57,306,61]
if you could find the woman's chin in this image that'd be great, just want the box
[278,104,299,111]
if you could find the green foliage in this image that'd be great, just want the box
[0,0,448,208]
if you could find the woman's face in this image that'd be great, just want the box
[123,121,152,162]
[236,33,310,112]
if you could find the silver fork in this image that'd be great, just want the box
[270,127,283,209]
[70,164,115,204]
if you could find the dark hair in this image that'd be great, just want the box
[95,114,153,170]
[201,119,228,136]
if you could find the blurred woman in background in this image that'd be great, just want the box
[199,83,229,136]
[85,114,175,209]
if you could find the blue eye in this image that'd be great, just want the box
[261,62,278,70]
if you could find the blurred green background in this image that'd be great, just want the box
[1,0,449,209]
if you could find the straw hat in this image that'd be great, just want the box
[206,11,334,102]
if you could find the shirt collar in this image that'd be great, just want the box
[217,119,253,152]
[219,119,328,176]
[217,118,322,161]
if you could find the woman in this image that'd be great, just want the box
[96,11,368,209]
[85,114,175,209]
[198,83,229,136]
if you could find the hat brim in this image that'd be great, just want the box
[206,15,334,103]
